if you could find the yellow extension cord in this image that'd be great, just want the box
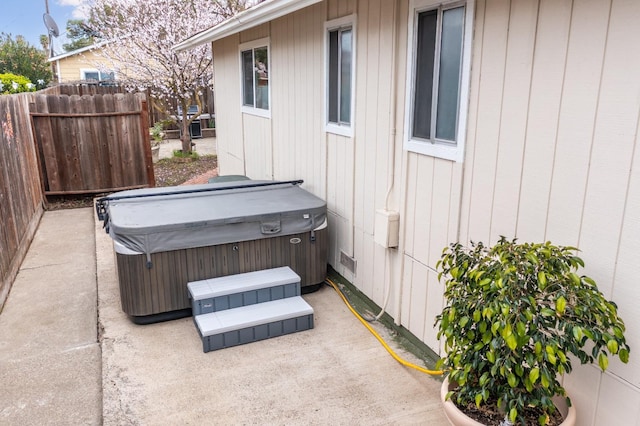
[325,278,444,376]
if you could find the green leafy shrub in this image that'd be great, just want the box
[0,73,35,94]
[435,237,630,425]
[150,122,164,146]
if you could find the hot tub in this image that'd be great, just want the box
[96,180,327,324]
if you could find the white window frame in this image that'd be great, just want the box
[239,37,271,119]
[80,68,116,83]
[80,68,101,82]
[404,0,474,162]
[324,15,356,138]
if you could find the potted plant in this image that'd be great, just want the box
[435,237,630,425]
[150,122,164,163]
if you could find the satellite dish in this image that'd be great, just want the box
[43,13,60,38]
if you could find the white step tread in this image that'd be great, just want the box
[195,296,313,337]
[188,266,300,300]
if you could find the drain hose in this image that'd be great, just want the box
[325,278,444,376]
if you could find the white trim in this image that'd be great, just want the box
[239,37,271,119]
[403,0,474,163]
[174,0,323,51]
[323,15,356,138]
[80,67,117,83]
[80,68,100,81]
[48,41,109,62]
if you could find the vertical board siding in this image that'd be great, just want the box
[213,35,246,176]
[562,363,602,425]
[488,0,538,241]
[327,0,356,20]
[460,0,640,423]
[464,0,510,245]
[578,0,640,386]
[351,0,405,312]
[545,0,610,246]
[210,0,640,423]
[0,93,44,309]
[242,114,272,180]
[612,129,640,387]
[239,23,269,43]
[515,0,573,243]
[594,374,640,425]
[270,4,325,197]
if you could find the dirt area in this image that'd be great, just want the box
[46,155,218,211]
[153,155,217,187]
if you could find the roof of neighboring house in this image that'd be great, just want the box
[173,0,322,52]
[48,41,109,62]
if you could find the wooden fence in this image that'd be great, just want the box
[0,93,45,310]
[30,92,155,195]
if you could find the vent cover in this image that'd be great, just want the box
[340,251,356,274]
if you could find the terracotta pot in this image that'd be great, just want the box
[441,376,577,426]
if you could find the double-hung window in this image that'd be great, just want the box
[325,16,355,136]
[240,38,270,116]
[406,0,473,162]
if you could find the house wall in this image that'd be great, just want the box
[211,0,640,423]
[55,49,112,83]
[461,1,640,424]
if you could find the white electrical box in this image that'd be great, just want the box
[374,209,400,248]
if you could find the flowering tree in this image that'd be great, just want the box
[89,0,251,153]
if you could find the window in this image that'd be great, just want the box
[240,38,269,115]
[81,69,116,86]
[82,70,100,82]
[325,16,355,136]
[405,1,473,162]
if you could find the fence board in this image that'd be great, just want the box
[30,92,154,195]
[0,93,44,310]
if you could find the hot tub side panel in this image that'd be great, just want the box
[115,227,328,317]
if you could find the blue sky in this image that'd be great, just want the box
[0,0,87,54]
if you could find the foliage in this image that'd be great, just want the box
[63,19,99,52]
[435,237,630,425]
[0,33,52,87]
[88,0,254,153]
[0,73,36,94]
[150,122,164,145]
[172,149,200,160]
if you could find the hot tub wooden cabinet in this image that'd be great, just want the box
[97,180,327,324]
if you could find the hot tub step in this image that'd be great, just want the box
[195,296,314,352]
[188,266,301,315]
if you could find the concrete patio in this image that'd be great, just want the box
[0,207,449,425]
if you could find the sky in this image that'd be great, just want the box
[0,0,89,54]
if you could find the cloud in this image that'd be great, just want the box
[56,0,90,19]
[56,0,86,6]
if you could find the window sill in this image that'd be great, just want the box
[241,106,271,119]
[325,123,353,138]
[404,139,462,162]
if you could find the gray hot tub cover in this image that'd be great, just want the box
[97,180,326,261]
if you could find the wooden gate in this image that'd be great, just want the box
[30,92,155,195]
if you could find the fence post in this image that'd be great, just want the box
[140,99,156,187]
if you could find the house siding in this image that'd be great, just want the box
[55,49,112,83]
[210,0,640,423]
[213,34,246,176]
[461,0,640,424]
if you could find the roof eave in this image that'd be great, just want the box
[173,0,323,52]
[48,40,110,62]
